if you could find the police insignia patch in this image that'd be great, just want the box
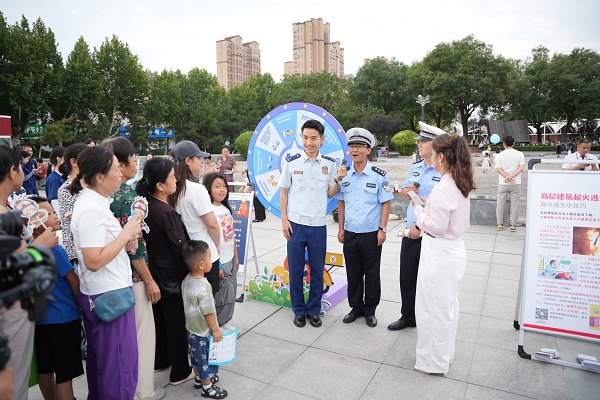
[382,181,391,192]
[322,166,328,174]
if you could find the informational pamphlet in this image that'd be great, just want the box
[208,328,238,366]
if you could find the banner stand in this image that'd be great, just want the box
[515,158,600,373]
[228,182,260,303]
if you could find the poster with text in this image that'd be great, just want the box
[229,192,253,265]
[523,170,600,341]
[247,103,349,218]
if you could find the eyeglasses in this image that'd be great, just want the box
[349,144,368,150]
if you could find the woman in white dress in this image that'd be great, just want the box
[411,133,476,375]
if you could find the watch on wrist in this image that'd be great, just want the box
[379,227,387,233]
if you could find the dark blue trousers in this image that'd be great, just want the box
[287,222,326,316]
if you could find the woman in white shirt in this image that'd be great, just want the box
[70,146,142,400]
[168,141,221,295]
[411,133,476,376]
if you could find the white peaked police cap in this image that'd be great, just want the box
[417,121,447,141]
[346,127,375,148]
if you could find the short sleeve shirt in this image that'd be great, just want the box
[335,162,394,233]
[494,148,525,184]
[72,188,132,295]
[215,156,237,182]
[212,203,235,263]
[278,152,337,226]
[175,180,219,263]
[402,159,441,227]
[562,152,598,171]
[109,183,148,282]
[182,274,216,337]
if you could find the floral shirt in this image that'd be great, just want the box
[109,183,147,282]
[57,180,79,261]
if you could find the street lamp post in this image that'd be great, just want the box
[416,95,430,122]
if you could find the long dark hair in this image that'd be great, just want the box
[168,154,199,208]
[202,173,232,214]
[59,143,87,180]
[136,157,174,198]
[68,147,115,196]
[432,134,476,198]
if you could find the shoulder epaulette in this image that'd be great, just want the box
[286,153,301,162]
[321,154,335,162]
[371,166,387,176]
[413,159,425,165]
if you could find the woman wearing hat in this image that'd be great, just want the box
[169,141,221,295]
[411,133,475,376]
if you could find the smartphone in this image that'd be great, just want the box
[407,190,425,206]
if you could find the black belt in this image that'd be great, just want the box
[425,232,436,239]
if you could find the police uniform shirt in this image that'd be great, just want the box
[402,159,442,227]
[278,151,337,227]
[335,163,394,233]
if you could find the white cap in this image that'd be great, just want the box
[417,121,447,141]
[346,127,375,148]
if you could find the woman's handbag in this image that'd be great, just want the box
[81,271,135,323]
[91,287,135,323]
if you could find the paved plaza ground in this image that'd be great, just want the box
[28,215,600,400]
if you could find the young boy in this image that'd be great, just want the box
[26,197,83,400]
[181,240,228,399]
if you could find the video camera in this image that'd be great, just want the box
[0,209,56,371]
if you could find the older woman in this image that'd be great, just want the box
[215,145,237,183]
[412,133,475,376]
[136,157,194,386]
[70,147,143,399]
[103,137,165,400]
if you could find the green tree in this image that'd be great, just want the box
[406,61,454,130]
[271,72,350,116]
[228,73,277,132]
[547,48,600,141]
[94,35,149,137]
[234,131,253,160]
[62,37,98,133]
[365,116,402,147]
[350,58,408,116]
[44,117,74,147]
[419,35,513,140]
[502,47,554,143]
[145,69,187,130]
[180,68,227,151]
[0,15,63,136]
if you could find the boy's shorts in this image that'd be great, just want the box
[188,331,218,380]
[35,319,84,383]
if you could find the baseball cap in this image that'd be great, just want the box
[171,140,209,161]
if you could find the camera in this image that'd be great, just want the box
[0,210,56,371]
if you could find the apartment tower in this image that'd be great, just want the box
[216,35,260,90]
[284,18,344,77]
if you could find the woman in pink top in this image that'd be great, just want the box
[412,133,476,376]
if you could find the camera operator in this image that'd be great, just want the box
[0,145,58,400]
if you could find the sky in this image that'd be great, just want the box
[3,0,600,81]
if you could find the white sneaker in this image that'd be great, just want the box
[170,370,195,386]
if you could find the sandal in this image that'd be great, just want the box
[194,375,219,388]
[201,384,228,399]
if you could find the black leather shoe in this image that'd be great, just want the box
[343,312,360,323]
[387,319,416,331]
[293,315,306,327]
[308,314,322,327]
[366,316,377,327]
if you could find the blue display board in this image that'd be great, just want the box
[247,103,349,218]
[229,191,253,265]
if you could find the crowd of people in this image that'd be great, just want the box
[1,125,596,400]
[0,138,237,400]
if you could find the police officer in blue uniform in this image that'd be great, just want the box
[279,119,347,328]
[388,122,445,331]
[336,128,393,327]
